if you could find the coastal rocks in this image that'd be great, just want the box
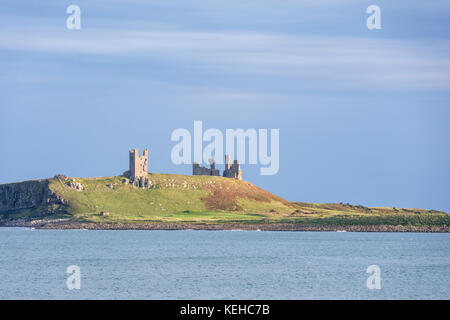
[34,222,450,233]
[66,179,84,191]
[46,189,67,205]
[131,176,151,188]
[54,174,69,180]
[54,174,84,191]
[0,218,70,227]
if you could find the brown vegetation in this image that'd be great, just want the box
[201,181,290,211]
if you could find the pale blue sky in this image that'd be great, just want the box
[1,1,449,211]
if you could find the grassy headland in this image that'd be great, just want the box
[0,173,448,231]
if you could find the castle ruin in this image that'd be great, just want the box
[125,149,242,184]
[222,154,242,180]
[128,148,150,187]
[192,158,220,177]
[192,155,242,180]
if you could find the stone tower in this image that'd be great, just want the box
[223,154,242,180]
[129,148,150,187]
[224,154,231,171]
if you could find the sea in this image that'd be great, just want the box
[0,227,448,299]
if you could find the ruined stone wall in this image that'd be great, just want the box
[192,163,220,176]
[193,155,242,179]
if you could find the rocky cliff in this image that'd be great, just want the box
[0,179,65,215]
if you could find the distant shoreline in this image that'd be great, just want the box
[2,220,449,232]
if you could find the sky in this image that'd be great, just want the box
[1,0,449,212]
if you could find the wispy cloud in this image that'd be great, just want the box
[2,24,450,91]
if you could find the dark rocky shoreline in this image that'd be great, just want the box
[2,219,449,232]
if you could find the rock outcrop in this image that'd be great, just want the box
[0,179,66,214]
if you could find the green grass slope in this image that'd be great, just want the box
[45,174,294,224]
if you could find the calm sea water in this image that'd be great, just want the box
[0,227,449,299]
